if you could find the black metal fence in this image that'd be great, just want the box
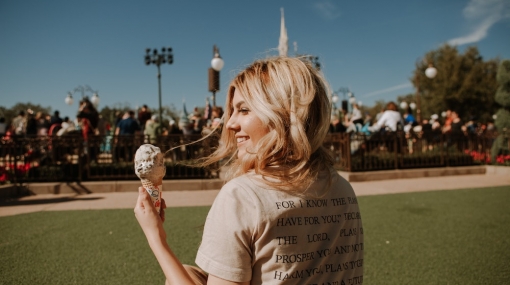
[0,134,219,185]
[328,131,505,172]
[0,131,507,185]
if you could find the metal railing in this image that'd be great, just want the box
[0,134,219,185]
[328,130,505,172]
[0,131,507,184]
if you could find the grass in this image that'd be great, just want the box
[0,186,509,284]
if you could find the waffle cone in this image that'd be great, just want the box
[141,178,162,190]
[141,178,162,213]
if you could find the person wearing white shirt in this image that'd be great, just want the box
[346,103,363,133]
[369,102,404,132]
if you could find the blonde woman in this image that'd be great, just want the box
[135,56,364,285]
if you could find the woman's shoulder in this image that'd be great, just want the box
[221,173,267,195]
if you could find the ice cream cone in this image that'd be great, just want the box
[134,144,166,213]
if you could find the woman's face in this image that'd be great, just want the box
[226,89,269,159]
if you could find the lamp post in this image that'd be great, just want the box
[415,63,437,123]
[348,92,356,107]
[65,85,99,106]
[209,45,224,107]
[145,46,173,124]
[65,92,74,106]
[334,87,351,115]
[330,93,339,116]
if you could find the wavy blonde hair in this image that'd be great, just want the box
[203,56,333,192]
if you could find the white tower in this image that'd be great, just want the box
[278,8,288,57]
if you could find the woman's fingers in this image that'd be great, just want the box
[142,188,155,209]
[136,187,156,212]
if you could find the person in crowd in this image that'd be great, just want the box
[35,111,50,136]
[114,110,140,162]
[443,109,452,130]
[329,114,346,133]
[485,121,496,135]
[190,109,205,134]
[144,115,162,144]
[443,110,464,150]
[403,109,417,126]
[50,110,63,125]
[134,56,363,284]
[178,115,194,135]
[76,112,94,141]
[465,116,478,135]
[442,110,463,136]
[138,105,152,133]
[204,106,224,132]
[56,116,76,136]
[78,98,99,131]
[11,110,26,137]
[0,117,6,138]
[115,111,140,136]
[369,101,404,133]
[168,119,182,135]
[25,110,38,136]
[211,106,224,121]
[360,113,373,135]
[346,103,363,133]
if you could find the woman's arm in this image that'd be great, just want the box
[134,187,197,285]
[135,187,248,285]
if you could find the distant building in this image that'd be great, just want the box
[278,8,288,57]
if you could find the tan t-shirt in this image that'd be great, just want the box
[196,170,363,284]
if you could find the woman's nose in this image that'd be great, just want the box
[226,115,239,131]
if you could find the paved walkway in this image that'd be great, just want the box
[1,173,509,217]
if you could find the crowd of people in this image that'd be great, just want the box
[1,98,226,144]
[1,98,497,147]
[329,101,497,139]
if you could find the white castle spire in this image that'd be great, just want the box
[278,8,288,57]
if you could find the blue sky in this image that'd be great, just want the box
[1,0,509,120]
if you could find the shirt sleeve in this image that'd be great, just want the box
[195,181,258,282]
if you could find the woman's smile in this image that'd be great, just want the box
[227,89,269,159]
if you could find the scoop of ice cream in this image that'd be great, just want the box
[134,144,166,186]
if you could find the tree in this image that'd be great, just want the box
[413,44,499,122]
[491,59,510,160]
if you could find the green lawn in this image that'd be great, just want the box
[0,186,509,284]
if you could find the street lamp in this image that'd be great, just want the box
[334,87,351,115]
[415,63,437,123]
[65,85,98,106]
[145,46,174,124]
[91,93,100,107]
[331,93,339,115]
[65,93,74,105]
[348,92,356,106]
[208,45,224,107]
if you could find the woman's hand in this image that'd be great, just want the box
[134,186,167,241]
